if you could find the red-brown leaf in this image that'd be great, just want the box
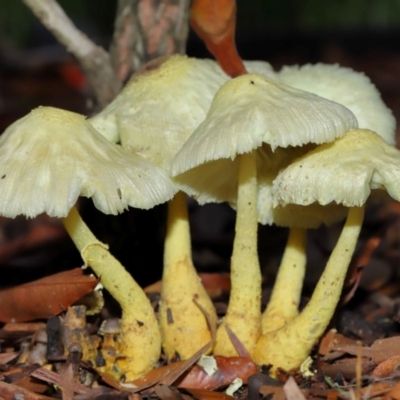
[184,388,234,400]
[177,356,257,390]
[0,268,99,322]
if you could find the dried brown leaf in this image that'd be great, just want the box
[183,388,234,400]
[0,268,99,322]
[0,322,47,340]
[320,357,376,381]
[225,325,252,359]
[283,377,307,400]
[31,367,93,396]
[370,337,400,364]
[372,354,400,378]
[0,380,54,400]
[259,384,288,400]
[155,384,184,400]
[177,356,257,390]
[0,351,19,364]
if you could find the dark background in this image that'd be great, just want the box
[0,0,399,291]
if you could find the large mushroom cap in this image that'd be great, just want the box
[0,106,175,218]
[273,128,400,208]
[90,55,228,155]
[171,73,358,177]
[89,55,276,170]
[171,73,358,227]
[279,64,396,145]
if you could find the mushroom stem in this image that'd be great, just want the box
[159,191,217,360]
[261,227,307,333]
[214,150,261,356]
[254,206,365,373]
[62,206,161,380]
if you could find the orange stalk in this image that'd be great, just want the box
[190,0,246,77]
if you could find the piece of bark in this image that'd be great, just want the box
[0,380,54,400]
[283,377,307,400]
[110,0,190,80]
[320,358,376,381]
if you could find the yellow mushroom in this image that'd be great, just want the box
[260,61,396,334]
[254,129,400,373]
[0,106,175,380]
[172,73,357,356]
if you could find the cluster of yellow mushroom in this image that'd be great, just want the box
[1,53,398,381]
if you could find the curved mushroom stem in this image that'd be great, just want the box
[254,206,365,373]
[214,151,261,356]
[62,206,161,381]
[190,0,246,77]
[261,227,307,333]
[159,191,217,360]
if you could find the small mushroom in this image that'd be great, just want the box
[172,73,358,356]
[253,128,400,373]
[0,106,175,379]
[258,63,396,334]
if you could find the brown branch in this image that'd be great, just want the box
[110,0,142,82]
[22,0,122,110]
[110,0,190,81]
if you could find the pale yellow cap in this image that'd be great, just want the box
[172,73,358,176]
[279,63,396,145]
[89,55,276,170]
[0,106,175,218]
[274,129,400,208]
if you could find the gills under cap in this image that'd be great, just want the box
[0,106,175,218]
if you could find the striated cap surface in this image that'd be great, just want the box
[90,55,277,170]
[171,73,358,176]
[274,129,400,208]
[279,63,396,145]
[0,106,175,218]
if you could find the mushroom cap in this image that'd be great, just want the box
[171,73,358,176]
[279,63,396,145]
[89,55,227,154]
[89,55,276,170]
[273,129,400,208]
[0,106,175,218]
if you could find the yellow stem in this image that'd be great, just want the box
[62,206,160,380]
[261,227,307,333]
[254,206,365,373]
[160,191,217,360]
[214,151,261,356]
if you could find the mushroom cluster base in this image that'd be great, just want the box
[254,206,365,373]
